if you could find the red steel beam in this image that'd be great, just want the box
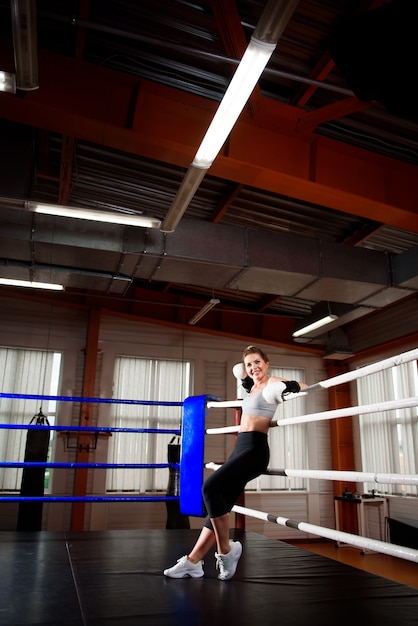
[1,48,418,232]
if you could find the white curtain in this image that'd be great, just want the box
[240,367,308,491]
[106,357,191,492]
[0,348,60,491]
[357,360,418,496]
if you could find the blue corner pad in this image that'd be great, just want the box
[179,395,219,517]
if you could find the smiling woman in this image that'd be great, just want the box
[163,344,307,581]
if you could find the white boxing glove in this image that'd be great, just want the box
[233,363,254,393]
[232,363,246,380]
[262,381,287,405]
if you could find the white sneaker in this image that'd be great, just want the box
[164,555,204,578]
[215,540,242,580]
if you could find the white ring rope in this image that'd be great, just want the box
[207,348,418,415]
[204,350,418,564]
[207,400,243,408]
[305,347,418,392]
[206,348,418,431]
[207,392,305,410]
[206,396,418,433]
[232,504,418,563]
[274,395,418,426]
[206,424,240,434]
[205,462,418,485]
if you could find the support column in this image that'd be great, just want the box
[70,309,101,531]
[327,360,358,535]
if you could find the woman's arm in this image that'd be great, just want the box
[269,376,307,392]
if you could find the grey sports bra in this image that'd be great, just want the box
[241,390,277,419]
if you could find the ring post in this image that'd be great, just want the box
[180,395,215,517]
[166,436,190,529]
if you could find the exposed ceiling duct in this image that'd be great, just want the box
[321,329,354,361]
[393,246,418,291]
[0,214,415,318]
[0,258,132,295]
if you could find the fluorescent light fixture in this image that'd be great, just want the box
[160,166,206,233]
[28,201,161,228]
[0,278,64,291]
[292,314,337,338]
[160,0,300,233]
[0,197,161,228]
[192,39,275,170]
[0,71,16,93]
[188,298,220,325]
[160,39,274,233]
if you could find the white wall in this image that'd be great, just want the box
[0,295,415,543]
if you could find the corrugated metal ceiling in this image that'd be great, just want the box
[0,0,417,355]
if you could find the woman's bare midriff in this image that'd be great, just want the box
[239,413,272,434]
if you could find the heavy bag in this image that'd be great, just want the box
[17,410,50,531]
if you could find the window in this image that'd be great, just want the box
[357,360,418,496]
[106,356,192,492]
[238,367,308,491]
[0,348,62,492]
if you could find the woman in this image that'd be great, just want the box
[164,345,307,581]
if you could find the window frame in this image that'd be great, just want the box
[357,360,418,496]
[106,355,193,493]
[0,347,62,492]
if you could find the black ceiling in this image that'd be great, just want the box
[0,0,418,357]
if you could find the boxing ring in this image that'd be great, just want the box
[1,348,418,624]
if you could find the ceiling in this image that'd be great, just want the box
[0,0,418,358]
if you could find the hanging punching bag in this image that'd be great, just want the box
[17,409,50,531]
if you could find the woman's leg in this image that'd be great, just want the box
[187,526,216,563]
[210,513,231,555]
[165,433,268,578]
[163,526,215,577]
[202,432,269,524]
[201,433,269,572]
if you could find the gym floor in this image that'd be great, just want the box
[296,540,418,589]
[2,529,418,625]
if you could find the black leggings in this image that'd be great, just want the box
[202,431,269,531]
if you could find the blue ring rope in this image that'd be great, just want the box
[0,462,179,469]
[0,495,180,503]
[0,461,180,466]
[0,392,183,406]
[0,423,181,435]
[0,394,209,512]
